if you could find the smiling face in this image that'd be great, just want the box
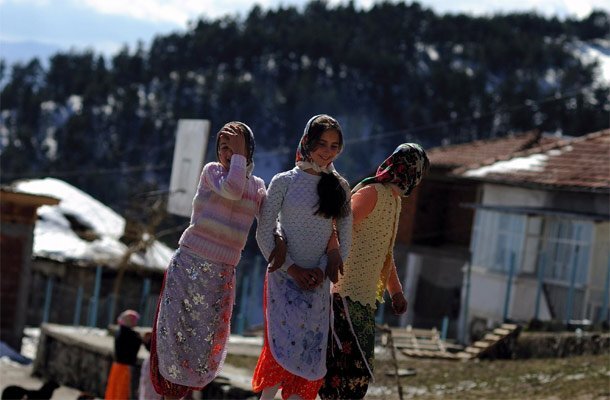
[310,129,341,168]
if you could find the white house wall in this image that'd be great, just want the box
[468,268,551,325]
[402,253,423,327]
[481,184,548,208]
[511,275,551,321]
[468,182,609,328]
[481,183,610,217]
[469,268,509,321]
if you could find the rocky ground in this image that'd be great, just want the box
[226,351,610,400]
[2,328,608,400]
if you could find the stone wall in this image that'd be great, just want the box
[32,324,258,399]
[513,332,610,359]
[32,324,123,398]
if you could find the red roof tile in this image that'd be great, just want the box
[427,130,562,168]
[455,130,610,192]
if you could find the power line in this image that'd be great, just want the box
[1,86,601,181]
[344,86,597,144]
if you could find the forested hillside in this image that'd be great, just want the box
[1,0,608,214]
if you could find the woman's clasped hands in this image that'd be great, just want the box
[287,265,324,291]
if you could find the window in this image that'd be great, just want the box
[471,211,593,283]
[541,219,592,285]
[471,210,526,273]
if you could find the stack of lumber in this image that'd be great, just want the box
[382,323,521,361]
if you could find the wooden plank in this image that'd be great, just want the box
[391,325,464,360]
[483,333,502,341]
[402,349,459,360]
[399,343,443,350]
[392,328,439,337]
[493,328,511,336]
[501,323,518,330]
[402,349,423,357]
[473,341,492,349]
[392,333,438,340]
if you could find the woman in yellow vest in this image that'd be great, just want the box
[319,143,429,400]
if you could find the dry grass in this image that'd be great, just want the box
[371,354,610,399]
[224,353,610,399]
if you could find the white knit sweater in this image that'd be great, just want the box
[256,167,353,380]
[256,167,352,271]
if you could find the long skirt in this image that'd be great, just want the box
[138,356,161,400]
[318,293,376,400]
[252,277,323,400]
[104,362,131,400]
[150,248,236,398]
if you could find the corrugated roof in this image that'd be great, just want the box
[456,129,610,192]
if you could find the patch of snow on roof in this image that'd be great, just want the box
[464,154,549,177]
[15,178,125,237]
[13,178,172,270]
[131,240,175,271]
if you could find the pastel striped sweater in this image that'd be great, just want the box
[178,154,266,266]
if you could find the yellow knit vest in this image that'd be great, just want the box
[333,183,401,308]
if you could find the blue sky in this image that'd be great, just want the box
[1,0,609,63]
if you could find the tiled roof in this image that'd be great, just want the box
[428,130,562,169]
[455,130,610,192]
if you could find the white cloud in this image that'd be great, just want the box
[407,0,607,17]
[0,0,51,5]
[80,0,197,25]
[79,0,294,26]
[1,0,608,60]
[2,0,608,27]
[562,0,605,18]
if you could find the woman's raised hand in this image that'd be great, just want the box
[220,124,247,157]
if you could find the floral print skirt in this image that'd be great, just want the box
[150,247,235,397]
[252,277,324,400]
[318,293,376,400]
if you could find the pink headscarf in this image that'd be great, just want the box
[117,309,140,328]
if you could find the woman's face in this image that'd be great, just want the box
[217,134,234,170]
[310,129,341,168]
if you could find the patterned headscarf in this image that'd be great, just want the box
[117,309,140,328]
[354,143,429,196]
[216,121,256,177]
[295,114,344,174]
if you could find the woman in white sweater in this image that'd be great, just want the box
[252,114,353,400]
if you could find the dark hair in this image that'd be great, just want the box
[317,171,349,218]
[307,115,349,219]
